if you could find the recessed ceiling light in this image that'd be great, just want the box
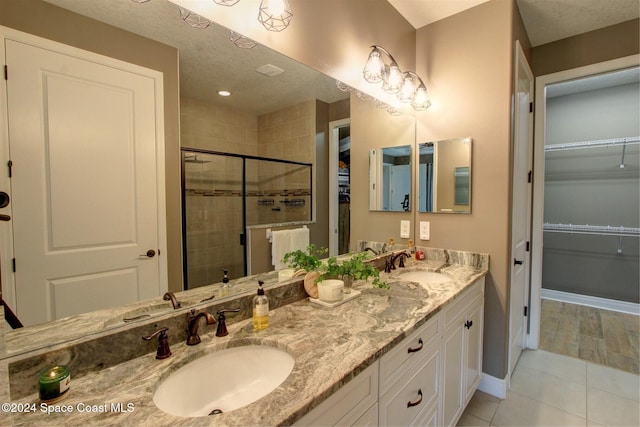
[217,90,231,97]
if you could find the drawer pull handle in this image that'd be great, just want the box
[407,338,423,353]
[407,389,423,408]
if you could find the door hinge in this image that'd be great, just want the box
[529,102,533,113]
[4,65,7,81]
[524,306,528,317]
[7,160,12,178]
[527,170,532,183]
[526,241,530,252]
[12,258,16,272]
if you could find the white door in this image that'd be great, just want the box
[3,35,166,326]
[508,41,534,379]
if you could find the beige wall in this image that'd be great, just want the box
[532,19,639,76]
[0,0,183,292]
[414,0,514,379]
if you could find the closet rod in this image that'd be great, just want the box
[543,222,640,237]
[544,136,640,152]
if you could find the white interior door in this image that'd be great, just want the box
[3,34,166,326]
[509,41,534,379]
[328,118,350,256]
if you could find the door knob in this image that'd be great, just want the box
[140,249,156,258]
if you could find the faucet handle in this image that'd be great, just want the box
[142,327,172,360]
[216,308,241,337]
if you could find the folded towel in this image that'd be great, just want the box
[290,227,309,253]
[271,229,292,270]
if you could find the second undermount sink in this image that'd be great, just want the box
[153,345,295,417]
[396,270,453,287]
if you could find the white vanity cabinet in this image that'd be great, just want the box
[293,361,379,426]
[378,314,440,426]
[440,277,485,427]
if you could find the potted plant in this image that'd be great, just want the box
[282,245,328,298]
[320,251,388,293]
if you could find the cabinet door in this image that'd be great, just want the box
[441,323,464,427]
[464,298,484,402]
[293,361,378,426]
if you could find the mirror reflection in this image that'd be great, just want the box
[418,137,472,213]
[369,145,412,212]
[1,0,353,357]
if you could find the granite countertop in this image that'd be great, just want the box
[8,254,488,426]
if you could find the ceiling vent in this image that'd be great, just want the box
[256,64,285,77]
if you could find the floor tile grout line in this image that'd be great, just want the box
[506,387,588,420]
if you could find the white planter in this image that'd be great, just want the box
[317,279,344,302]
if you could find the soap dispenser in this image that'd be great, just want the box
[252,280,269,331]
[220,269,231,297]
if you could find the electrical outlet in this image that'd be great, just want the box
[400,220,410,238]
[420,221,430,240]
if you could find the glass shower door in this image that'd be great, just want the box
[182,151,244,288]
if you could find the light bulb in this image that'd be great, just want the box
[382,63,403,94]
[398,73,417,103]
[363,49,385,83]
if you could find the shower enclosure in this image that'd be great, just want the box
[181,148,312,289]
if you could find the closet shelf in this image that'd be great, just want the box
[544,136,640,152]
[543,222,640,237]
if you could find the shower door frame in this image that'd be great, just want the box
[180,147,313,289]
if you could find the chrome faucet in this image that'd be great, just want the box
[163,291,182,309]
[186,309,216,345]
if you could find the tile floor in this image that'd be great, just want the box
[539,299,639,375]
[457,349,640,426]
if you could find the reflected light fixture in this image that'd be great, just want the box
[179,7,213,28]
[363,45,431,111]
[230,31,257,49]
[217,90,231,97]
[131,0,150,3]
[214,0,240,5]
[258,0,293,32]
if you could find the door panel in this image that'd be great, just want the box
[6,39,163,326]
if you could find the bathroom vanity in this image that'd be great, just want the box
[1,248,488,426]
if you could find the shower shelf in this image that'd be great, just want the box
[543,222,640,237]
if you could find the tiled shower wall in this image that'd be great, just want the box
[180,98,315,287]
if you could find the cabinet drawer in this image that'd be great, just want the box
[379,344,439,427]
[294,361,378,426]
[443,278,484,330]
[380,314,440,394]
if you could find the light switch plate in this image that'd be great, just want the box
[420,221,430,240]
[400,220,410,238]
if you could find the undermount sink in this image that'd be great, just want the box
[396,270,453,286]
[153,345,295,417]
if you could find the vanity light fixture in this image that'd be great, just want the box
[363,45,431,111]
[179,7,213,28]
[258,0,293,32]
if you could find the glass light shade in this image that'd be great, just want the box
[258,0,293,32]
[363,50,385,83]
[397,73,417,103]
[179,7,212,28]
[214,0,240,5]
[382,63,403,94]
[229,31,257,49]
[412,86,432,111]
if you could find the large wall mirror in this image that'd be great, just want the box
[369,145,412,212]
[1,0,356,358]
[418,137,472,213]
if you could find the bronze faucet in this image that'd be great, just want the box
[363,247,379,255]
[390,251,410,270]
[216,308,241,337]
[163,292,182,309]
[142,327,172,359]
[186,309,216,345]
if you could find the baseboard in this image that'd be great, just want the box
[477,373,507,399]
[541,289,640,315]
